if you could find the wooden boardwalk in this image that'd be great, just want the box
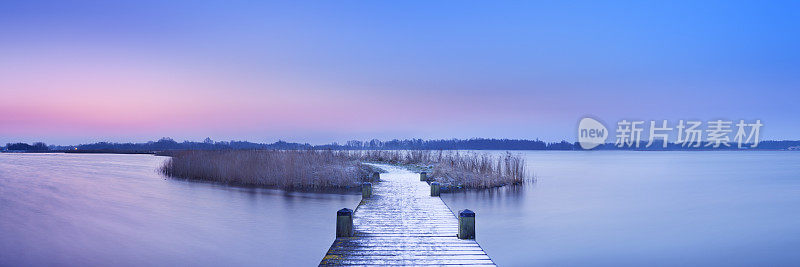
[320,164,495,266]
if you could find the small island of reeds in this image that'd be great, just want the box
[160,150,527,192]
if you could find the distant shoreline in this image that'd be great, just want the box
[5,138,799,153]
[1,148,797,155]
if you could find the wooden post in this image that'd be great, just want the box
[420,172,427,181]
[362,182,372,199]
[372,172,380,181]
[430,182,440,197]
[336,208,353,237]
[458,209,475,239]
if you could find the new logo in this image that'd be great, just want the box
[578,117,608,149]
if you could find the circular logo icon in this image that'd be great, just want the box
[578,117,608,149]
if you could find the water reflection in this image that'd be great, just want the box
[0,153,360,267]
[444,184,527,209]
[441,151,800,266]
[3,152,799,266]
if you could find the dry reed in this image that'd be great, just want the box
[160,150,376,191]
[161,149,527,191]
[337,150,527,189]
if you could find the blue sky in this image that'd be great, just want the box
[1,1,798,145]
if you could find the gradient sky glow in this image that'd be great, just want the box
[2,1,799,145]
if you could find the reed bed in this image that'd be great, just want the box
[160,150,377,191]
[338,150,527,189]
[161,149,527,191]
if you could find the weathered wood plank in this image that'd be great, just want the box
[327,251,491,256]
[328,247,486,251]
[320,164,495,266]
[321,259,496,265]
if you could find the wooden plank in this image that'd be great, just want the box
[320,164,495,266]
[328,247,485,251]
[321,259,496,265]
[327,251,491,256]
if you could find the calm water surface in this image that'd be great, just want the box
[2,152,799,266]
[442,151,800,266]
[0,153,360,266]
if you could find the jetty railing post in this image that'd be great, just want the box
[430,182,440,197]
[362,182,372,199]
[420,172,427,181]
[458,209,475,239]
[336,208,354,237]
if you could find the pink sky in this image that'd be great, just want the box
[2,1,798,145]
[1,47,569,144]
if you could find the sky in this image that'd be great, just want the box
[1,1,799,145]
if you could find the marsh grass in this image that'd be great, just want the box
[339,150,527,189]
[161,149,527,191]
[160,150,377,191]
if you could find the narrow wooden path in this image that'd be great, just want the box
[320,164,495,266]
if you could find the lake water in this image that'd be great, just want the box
[1,152,799,266]
[0,153,361,266]
[442,151,800,266]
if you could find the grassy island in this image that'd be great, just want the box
[160,150,527,191]
[160,150,379,191]
[346,150,527,190]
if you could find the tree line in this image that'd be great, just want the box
[4,142,50,151]
[3,138,800,152]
